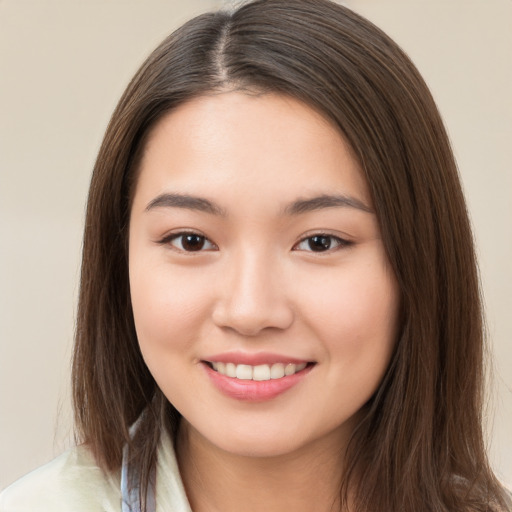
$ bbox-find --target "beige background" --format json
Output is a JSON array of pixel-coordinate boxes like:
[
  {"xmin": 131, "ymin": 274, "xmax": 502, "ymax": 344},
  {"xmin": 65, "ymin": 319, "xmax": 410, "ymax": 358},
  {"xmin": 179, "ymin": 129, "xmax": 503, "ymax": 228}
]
[{"xmin": 1, "ymin": 0, "xmax": 511, "ymax": 491}]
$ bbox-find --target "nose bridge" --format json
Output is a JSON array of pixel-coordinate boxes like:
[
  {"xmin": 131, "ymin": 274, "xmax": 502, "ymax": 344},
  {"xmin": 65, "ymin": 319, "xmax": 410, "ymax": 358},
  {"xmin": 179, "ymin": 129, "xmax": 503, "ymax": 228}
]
[{"xmin": 212, "ymin": 246, "xmax": 293, "ymax": 335}]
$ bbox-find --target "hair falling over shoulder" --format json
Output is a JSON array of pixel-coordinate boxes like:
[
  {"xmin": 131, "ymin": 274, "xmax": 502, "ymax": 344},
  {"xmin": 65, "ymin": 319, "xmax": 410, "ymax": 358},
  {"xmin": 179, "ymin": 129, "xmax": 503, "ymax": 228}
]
[{"xmin": 72, "ymin": 0, "xmax": 511, "ymax": 510}]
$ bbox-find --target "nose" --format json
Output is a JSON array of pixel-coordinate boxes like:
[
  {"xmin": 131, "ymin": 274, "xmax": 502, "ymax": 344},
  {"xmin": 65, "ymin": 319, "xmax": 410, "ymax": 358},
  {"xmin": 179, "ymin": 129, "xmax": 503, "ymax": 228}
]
[{"xmin": 211, "ymin": 251, "xmax": 294, "ymax": 336}]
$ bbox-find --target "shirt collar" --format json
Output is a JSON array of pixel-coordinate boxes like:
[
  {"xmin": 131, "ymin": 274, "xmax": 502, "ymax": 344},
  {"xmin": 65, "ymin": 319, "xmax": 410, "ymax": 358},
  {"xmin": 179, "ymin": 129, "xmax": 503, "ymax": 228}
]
[{"xmin": 155, "ymin": 427, "xmax": 193, "ymax": 512}]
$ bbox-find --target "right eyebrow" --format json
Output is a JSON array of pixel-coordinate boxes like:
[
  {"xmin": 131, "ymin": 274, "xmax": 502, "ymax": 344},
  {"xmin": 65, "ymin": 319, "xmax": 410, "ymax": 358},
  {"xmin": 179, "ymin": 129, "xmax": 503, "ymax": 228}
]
[{"xmin": 145, "ymin": 193, "xmax": 227, "ymax": 216}]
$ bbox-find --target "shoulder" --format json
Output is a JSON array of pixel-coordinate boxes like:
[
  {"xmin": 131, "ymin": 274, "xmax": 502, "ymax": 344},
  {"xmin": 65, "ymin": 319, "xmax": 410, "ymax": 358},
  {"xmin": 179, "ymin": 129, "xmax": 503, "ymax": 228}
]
[{"xmin": 0, "ymin": 445, "xmax": 121, "ymax": 512}]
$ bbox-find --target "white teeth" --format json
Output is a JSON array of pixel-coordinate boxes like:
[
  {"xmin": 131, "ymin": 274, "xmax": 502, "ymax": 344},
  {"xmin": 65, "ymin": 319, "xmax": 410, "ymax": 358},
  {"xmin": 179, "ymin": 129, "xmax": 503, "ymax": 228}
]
[
  {"xmin": 226, "ymin": 362, "xmax": 236, "ymax": 378},
  {"xmin": 210, "ymin": 361, "xmax": 308, "ymax": 381},
  {"xmin": 284, "ymin": 363, "xmax": 296, "ymax": 376},
  {"xmin": 296, "ymin": 362, "xmax": 307, "ymax": 372},
  {"xmin": 253, "ymin": 364, "xmax": 271, "ymax": 381},
  {"xmin": 236, "ymin": 364, "xmax": 253, "ymax": 380},
  {"xmin": 270, "ymin": 363, "xmax": 285, "ymax": 379}
]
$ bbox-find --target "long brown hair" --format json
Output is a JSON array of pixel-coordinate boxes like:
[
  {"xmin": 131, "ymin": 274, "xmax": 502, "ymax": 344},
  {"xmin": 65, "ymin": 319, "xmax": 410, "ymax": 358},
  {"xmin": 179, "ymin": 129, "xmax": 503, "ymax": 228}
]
[{"xmin": 72, "ymin": 0, "xmax": 510, "ymax": 510}]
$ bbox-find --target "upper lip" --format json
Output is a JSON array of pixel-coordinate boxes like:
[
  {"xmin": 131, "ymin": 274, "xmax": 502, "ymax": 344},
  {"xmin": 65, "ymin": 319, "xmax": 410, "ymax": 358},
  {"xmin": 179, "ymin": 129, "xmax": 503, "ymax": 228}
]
[{"xmin": 203, "ymin": 351, "xmax": 313, "ymax": 366}]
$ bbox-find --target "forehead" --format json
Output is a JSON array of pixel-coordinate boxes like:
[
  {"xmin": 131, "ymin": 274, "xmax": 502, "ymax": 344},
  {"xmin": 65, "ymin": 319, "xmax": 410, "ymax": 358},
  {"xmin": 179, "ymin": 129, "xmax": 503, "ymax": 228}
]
[{"xmin": 133, "ymin": 92, "xmax": 371, "ymax": 213}]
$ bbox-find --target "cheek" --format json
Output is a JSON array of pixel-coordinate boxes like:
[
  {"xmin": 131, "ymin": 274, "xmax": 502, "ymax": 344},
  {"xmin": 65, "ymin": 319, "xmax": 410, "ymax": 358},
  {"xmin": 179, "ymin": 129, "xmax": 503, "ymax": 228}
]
[
  {"xmin": 129, "ymin": 255, "xmax": 211, "ymax": 364},
  {"xmin": 299, "ymin": 257, "xmax": 399, "ymax": 376},
  {"xmin": 129, "ymin": 266, "xmax": 213, "ymax": 410}
]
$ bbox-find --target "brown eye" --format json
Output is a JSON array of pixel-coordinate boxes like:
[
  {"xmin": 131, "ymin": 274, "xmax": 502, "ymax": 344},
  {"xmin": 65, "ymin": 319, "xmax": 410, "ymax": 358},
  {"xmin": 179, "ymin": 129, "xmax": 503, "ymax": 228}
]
[
  {"xmin": 294, "ymin": 234, "xmax": 351, "ymax": 253},
  {"xmin": 165, "ymin": 232, "xmax": 216, "ymax": 252},
  {"xmin": 308, "ymin": 235, "xmax": 333, "ymax": 251},
  {"xmin": 181, "ymin": 234, "xmax": 206, "ymax": 251}
]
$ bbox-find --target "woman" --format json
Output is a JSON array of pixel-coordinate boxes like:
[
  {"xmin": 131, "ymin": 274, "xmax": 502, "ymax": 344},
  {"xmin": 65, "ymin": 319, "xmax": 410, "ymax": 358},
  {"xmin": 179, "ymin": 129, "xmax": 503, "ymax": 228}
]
[{"xmin": 1, "ymin": 0, "xmax": 510, "ymax": 510}]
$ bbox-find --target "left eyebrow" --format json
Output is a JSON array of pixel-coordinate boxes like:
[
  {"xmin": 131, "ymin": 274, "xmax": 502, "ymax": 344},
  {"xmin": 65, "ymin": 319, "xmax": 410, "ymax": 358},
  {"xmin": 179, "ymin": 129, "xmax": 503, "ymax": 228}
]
[{"xmin": 282, "ymin": 194, "xmax": 373, "ymax": 215}]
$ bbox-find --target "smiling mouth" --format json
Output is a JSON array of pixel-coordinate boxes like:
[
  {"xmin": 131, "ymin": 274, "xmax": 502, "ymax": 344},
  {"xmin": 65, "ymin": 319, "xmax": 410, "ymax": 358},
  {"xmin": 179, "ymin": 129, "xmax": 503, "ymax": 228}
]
[{"xmin": 204, "ymin": 361, "xmax": 313, "ymax": 381}]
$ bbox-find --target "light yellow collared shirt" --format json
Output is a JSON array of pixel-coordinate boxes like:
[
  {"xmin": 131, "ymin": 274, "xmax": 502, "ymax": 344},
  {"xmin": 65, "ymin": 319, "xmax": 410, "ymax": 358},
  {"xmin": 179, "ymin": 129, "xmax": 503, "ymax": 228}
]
[{"xmin": 0, "ymin": 430, "xmax": 192, "ymax": 512}]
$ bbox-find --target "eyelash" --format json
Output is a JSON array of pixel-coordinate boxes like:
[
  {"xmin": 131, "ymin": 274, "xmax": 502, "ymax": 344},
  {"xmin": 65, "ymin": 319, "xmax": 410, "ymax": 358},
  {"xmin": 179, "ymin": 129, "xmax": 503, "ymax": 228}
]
[
  {"xmin": 293, "ymin": 233, "xmax": 352, "ymax": 253},
  {"xmin": 157, "ymin": 231, "xmax": 352, "ymax": 254},
  {"xmin": 158, "ymin": 231, "xmax": 217, "ymax": 252}
]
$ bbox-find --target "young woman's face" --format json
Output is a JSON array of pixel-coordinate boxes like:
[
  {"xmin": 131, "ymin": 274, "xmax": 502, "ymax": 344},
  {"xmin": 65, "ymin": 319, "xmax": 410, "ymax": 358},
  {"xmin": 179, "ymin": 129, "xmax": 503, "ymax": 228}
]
[{"xmin": 129, "ymin": 92, "xmax": 399, "ymax": 458}]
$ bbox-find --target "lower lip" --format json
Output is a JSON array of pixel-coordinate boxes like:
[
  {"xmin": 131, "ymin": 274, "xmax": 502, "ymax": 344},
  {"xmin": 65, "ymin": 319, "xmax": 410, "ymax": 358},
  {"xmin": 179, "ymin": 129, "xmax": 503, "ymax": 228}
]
[{"xmin": 203, "ymin": 363, "xmax": 314, "ymax": 402}]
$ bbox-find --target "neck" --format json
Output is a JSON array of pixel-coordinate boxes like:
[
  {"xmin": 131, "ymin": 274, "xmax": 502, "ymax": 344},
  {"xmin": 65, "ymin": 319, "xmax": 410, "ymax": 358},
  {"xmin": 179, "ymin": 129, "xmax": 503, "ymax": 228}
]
[{"xmin": 176, "ymin": 421, "xmax": 352, "ymax": 512}]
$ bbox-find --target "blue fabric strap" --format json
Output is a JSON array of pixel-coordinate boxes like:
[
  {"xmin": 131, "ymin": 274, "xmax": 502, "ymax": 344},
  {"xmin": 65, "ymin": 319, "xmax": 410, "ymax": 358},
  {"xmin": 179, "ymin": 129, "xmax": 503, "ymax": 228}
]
[{"xmin": 121, "ymin": 443, "xmax": 156, "ymax": 512}]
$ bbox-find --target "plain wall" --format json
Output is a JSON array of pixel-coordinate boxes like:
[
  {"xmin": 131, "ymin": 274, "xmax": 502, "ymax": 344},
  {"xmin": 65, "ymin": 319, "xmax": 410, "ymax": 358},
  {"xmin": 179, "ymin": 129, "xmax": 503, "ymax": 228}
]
[{"xmin": 1, "ymin": 0, "xmax": 511, "ymax": 490}]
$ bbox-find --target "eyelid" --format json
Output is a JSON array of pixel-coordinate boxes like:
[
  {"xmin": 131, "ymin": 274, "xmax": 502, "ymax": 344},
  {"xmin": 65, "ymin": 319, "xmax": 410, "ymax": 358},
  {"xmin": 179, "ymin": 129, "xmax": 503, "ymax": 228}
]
[
  {"xmin": 292, "ymin": 232, "xmax": 353, "ymax": 252},
  {"xmin": 155, "ymin": 230, "xmax": 352, "ymax": 253},
  {"xmin": 157, "ymin": 230, "xmax": 218, "ymax": 252}
]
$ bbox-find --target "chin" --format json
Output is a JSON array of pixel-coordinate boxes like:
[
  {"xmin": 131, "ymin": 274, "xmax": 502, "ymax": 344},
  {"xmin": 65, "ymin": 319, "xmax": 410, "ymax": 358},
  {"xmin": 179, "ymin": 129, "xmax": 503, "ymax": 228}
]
[
  {"xmin": 188, "ymin": 416, "xmax": 348, "ymax": 460},
  {"xmin": 211, "ymin": 432, "xmax": 307, "ymax": 459}
]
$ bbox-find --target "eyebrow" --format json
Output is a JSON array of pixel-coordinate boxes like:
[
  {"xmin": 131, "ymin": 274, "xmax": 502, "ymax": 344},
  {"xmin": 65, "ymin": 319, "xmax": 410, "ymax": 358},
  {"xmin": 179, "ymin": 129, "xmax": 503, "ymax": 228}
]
[
  {"xmin": 282, "ymin": 194, "xmax": 373, "ymax": 215},
  {"xmin": 145, "ymin": 192, "xmax": 373, "ymax": 216},
  {"xmin": 145, "ymin": 193, "xmax": 227, "ymax": 216}
]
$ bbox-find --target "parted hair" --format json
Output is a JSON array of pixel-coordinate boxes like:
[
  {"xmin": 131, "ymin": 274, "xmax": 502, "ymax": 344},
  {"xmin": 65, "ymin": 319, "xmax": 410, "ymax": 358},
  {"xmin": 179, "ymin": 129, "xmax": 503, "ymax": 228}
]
[{"xmin": 72, "ymin": 0, "xmax": 510, "ymax": 510}]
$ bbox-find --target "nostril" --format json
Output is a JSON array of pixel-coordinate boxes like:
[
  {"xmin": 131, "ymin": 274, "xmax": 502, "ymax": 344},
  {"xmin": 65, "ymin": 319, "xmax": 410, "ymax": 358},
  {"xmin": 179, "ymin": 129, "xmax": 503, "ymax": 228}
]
[{"xmin": 211, "ymin": 301, "xmax": 294, "ymax": 336}]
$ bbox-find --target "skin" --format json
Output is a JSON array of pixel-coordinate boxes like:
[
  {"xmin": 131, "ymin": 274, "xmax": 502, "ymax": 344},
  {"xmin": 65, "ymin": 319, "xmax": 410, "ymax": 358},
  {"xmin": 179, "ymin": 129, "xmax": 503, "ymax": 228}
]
[{"xmin": 129, "ymin": 92, "xmax": 400, "ymax": 512}]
